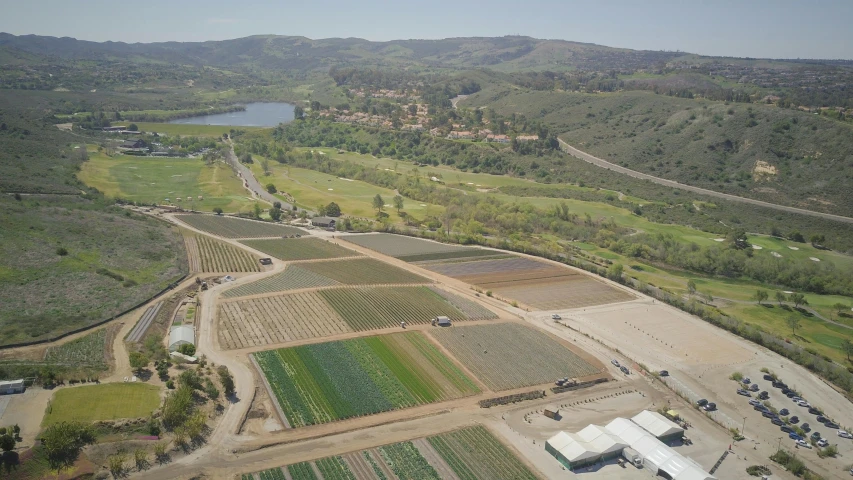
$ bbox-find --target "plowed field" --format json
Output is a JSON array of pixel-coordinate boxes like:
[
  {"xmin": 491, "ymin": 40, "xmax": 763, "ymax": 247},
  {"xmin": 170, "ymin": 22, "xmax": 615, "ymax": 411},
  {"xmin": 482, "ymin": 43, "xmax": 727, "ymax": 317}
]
[
  {"xmin": 176, "ymin": 214, "xmax": 304, "ymax": 238},
  {"xmin": 240, "ymin": 237, "xmax": 359, "ymax": 261}
]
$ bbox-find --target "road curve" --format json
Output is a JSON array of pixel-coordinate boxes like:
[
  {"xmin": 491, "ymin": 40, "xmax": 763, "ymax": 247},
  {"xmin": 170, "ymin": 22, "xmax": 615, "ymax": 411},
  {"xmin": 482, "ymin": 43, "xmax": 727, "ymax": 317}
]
[{"xmin": 557, "ymin": 139, "xmax": 853, "ymax": 225}]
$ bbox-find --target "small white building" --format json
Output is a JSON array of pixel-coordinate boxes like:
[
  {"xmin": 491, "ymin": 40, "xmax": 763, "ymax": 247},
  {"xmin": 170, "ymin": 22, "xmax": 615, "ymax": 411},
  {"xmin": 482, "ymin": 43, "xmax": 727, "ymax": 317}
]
[
  {"xmin": 169, "ymin": 325, "xmax": 195, "ymax": 352},
  {"xmin": 436, "ymin": 316, "xmax": 451, "ymax": 326},
  {"xmin": 631, "ymin": 410, "xmax": 684, "ymax": 442},
  {"xmin": 0, "ymin": 379, "xmax": 24, "ymax": 394}
]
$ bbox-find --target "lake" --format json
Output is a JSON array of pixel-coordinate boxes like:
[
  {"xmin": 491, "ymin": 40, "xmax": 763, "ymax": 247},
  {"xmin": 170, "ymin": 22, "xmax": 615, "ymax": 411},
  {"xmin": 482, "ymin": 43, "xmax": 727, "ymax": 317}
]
[{"xmin": 168, "ymin": 102, "xmax": 295, "ymax": 127}]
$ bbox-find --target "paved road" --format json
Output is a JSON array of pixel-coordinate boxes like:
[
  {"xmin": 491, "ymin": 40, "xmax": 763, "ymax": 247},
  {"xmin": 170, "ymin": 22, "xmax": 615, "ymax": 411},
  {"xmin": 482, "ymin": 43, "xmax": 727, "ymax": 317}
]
[
  {"xmin": 557, "ymin": 139, "xmax": 853, "ymax": 225},
  {"xmin": 223, "ymin": 141, "xmax": 295, "ymax": 210}
]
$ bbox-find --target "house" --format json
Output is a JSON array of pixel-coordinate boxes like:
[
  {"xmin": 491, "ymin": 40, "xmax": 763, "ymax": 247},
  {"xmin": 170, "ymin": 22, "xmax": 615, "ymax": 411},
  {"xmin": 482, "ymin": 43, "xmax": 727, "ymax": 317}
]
[
  {"xmin": 311, "ymin": 216, "xmax": 337, "ymax": 229},
  {"xmin": 515, "ymin": 135, "xmax": 540, "ymax": 142},
  {"xmin": 447, "ymin": 131, "xmax": 476, "ymax": 140},
  {"xmin": 119, "ymin": 139, "xmax": 145, "ymax": 149},
  {"xmin": 0, "ymin": 379, "xmax": 24, "ymax": 394},
  {"xmin": 486, "ymin": 134, "xmax": 510, "ymax": 143},
  {"xmin": 168, "ymin": 325, "xmax": 195, "ymax": 352}
]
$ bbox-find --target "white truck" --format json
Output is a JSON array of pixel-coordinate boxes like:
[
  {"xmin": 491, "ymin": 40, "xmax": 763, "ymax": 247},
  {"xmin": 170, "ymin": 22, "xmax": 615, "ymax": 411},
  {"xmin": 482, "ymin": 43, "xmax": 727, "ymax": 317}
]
[{"xmin": 622, "ymin": 447, "xmax": 642, "ymax": 467}]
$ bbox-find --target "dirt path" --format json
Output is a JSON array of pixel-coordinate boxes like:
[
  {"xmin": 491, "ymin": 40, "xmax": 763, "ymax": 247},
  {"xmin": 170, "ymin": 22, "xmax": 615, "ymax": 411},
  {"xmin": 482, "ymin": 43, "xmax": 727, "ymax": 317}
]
[{"xmin": 558, "ymin": 139, "xmax": 853, "ymax": 224}]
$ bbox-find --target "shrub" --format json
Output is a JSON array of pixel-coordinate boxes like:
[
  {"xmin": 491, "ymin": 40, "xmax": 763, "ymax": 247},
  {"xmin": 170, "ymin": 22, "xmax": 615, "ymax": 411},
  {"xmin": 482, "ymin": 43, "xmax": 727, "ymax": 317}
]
[
  {"xmin": 56, "ymin": 247, "xmax": 68, "ymax": 256},
  {"xmin": 746, "ymin": 465, "xmax": 770, "ymax": 476},
  {"xmin": 177, "ymin": 343, "xmax": 196, "ymax": 357},
  {"xmin": 730, "ymin": 372, "xmax": 743, "ymax": 381}
]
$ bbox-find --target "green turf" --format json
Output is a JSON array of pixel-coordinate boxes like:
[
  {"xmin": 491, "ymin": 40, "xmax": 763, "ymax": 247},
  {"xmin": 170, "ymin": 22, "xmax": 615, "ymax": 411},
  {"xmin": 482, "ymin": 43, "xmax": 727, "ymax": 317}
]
[{"xmin": 43, "ymin": 383, "xmax": 161, "ymax": 426}]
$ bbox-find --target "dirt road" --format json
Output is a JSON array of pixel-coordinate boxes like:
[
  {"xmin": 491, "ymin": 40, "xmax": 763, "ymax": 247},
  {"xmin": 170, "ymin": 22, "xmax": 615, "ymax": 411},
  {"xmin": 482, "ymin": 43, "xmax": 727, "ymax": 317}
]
[{"xmin": 558, "ymin": 139, "xmax": 853, "ymax": 225}]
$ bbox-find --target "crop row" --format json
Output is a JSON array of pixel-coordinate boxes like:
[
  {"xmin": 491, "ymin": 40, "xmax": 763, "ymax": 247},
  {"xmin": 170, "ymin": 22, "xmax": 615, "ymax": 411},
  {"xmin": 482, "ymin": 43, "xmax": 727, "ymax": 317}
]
[
  {"xmin": 256, "ymin": 467, "xmax": 286, "ymax": 480},
  {"xmin": 343, "ymin": 233, "xmax": 468, "ymax": 257},
  {"xmin": 222, "ymin": 266, "xmax": 340, "ymax": 298},
  {"xmin": 241, "ymin": 237, "xmax": 359, "ymax": 261},
  {"xmin": 252, "ymin": 332, "xmax": 477, "ymax": 427},
  {"xmin": 399, "ymin": 248, "xmax": 505, "ymax": 263},
  {"xmin": 176, "ymin": 214, "xmax": 303, "ymax": 238},
  {"xmin": 427, "ymin": 287, "xmax": 498, "ymax": 320},
  {"xmin": 196, "ymin": 235, "xmax": 259, "ymax": 272},
  {"xmin": 44, "ymin": 328, "xmax": 108, "ymax": 367},
  {"xmin": 425, "ymin": 256, "xmax": 552, "ymax": 278},
  {"xmin": 428, "ymin": 426, "xmax": 538, "ymax": 480},
  {"xmin": 300, "ymin": 258, "xmax": 430, "ymax": 285},
  {"xmin": 241, "ymin": 426, "xmax": 535, "ymax": 480},
  {"xmin": 320, "ymin": 286, "xmax": 467, "ymax": 331},
  {"xmin": 431, "ymin": 323, "xmax": 600, "ymax": 391}
]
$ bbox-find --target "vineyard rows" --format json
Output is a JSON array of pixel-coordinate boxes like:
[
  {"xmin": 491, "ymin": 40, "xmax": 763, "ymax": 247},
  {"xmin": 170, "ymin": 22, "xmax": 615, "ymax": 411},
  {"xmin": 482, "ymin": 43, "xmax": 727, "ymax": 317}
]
[
  {"xmin": 241, "ymin": 426, "xmax": 536, "ymax": 480},
  {"xmin": 175, "ymin": 214, "xmax": 304, "ymax": 238},
  {"xmin": 251, "ymin": 332, "xmax": 478, "ymax": 427},
  {"xmin": 425, "ymin": 257, "xmax": 551, "ymax": 278},
  {"xmin": 399, "ymin": 249, "xmax": 504, "ymax": 263},
  {"xmin": 44, "ymin": 328, "xmax": 109, "ymax": 367},
  {"xmin": 222, "ymin": 266, "xmax": 340, "ymax": 298},
  {"xmin": 300, "ymin": 258, "xmax": 429, "ymax": 285},
  {"xmin": 218, "ymin": 292, "xmax": 352, "ymax": 349},
  {"xmin": 184, "ymin": 236, "xmax": 201, "ymax": 272},
  {"xmin": 241, "ymin": 238, "xmax": 359, "ymax": 261},
  {"xmin": 430, "ymin": 323, "xmax": 600, "ymax": 391},
  {"xmin": 320, "ymin": 287, "xmax": 467, "ymax": 331},
  {"xmin": 427, "ymin": 287, "xmax": 498, "ymax": 320},
  {"xmin": 195, "ymin": 235, "xmax": 259, "ymax": 272},
  {"xmin": 343, "ymin": 233, "xmax": 469, "ymax": 258}
]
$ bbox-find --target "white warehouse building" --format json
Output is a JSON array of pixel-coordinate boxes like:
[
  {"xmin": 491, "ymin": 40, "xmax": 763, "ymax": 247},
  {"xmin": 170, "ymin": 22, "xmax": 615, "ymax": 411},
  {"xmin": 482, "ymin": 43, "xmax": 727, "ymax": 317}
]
[{"xmin": 546, "ymin": 410, "xmax": 715, "ymax": 479}]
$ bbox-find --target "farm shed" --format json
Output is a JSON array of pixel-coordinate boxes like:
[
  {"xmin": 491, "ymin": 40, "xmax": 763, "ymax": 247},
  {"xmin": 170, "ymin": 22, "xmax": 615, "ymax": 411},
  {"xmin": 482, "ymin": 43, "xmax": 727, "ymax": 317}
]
[
  {"xmin": 436, "ymin": 316, "xmax": 451, "ymax": 326},
  {"xmin": 311, "ymin": 216, "xmax": 337, "ymax": 229},
  {"xmin": 168, "ymin": 325, "xmax": 195, "ymax": 352},
  {"xmin": 631, "ymin": 410, "xmax": 685, "ymax": 442},
  {"xmin": 545, "ymin": 426, "xmax": 626, "ymax": 470},
  {"xmin": 0, "ymin": 379, "xmax": 24, "ymax": 394}
]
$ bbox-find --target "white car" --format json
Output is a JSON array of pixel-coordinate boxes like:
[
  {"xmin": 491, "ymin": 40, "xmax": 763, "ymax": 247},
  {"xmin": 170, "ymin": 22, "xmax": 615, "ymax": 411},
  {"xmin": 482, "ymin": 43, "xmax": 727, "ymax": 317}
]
[
  {"xmin": 817, "ymin": 439, "xmax": 829, "ymax": 447},
  {"xmin": 838, "ymin": 430, "xmax": 852, "ymax": 439},
  {"xmin": 551, "ymin": 314, "xmax": 562, "ymax": 320},
  {"xmin": 796, "ymin": 439, "xmax": 812, "ymax": 449}
]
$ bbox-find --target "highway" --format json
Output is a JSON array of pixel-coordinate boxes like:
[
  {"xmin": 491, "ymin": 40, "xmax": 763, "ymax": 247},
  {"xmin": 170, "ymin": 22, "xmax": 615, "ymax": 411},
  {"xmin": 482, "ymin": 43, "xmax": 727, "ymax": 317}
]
[{"xmin": 558, "ymin": 139, "xmax": 853, "ymax": 225}]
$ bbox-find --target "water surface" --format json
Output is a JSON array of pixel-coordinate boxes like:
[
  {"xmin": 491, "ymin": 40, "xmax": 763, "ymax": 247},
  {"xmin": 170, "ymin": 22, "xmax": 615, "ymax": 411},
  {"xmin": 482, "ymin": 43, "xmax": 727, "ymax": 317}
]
[{"xmin": 169, "ymin": 102, "xmax": 295, "ymax": 127}]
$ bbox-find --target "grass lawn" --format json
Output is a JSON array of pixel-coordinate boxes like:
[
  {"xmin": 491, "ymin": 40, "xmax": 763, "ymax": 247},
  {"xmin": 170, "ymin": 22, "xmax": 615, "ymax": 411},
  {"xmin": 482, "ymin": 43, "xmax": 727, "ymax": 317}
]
[
  {"xmin": 249, "ymin": 158, "xmax": 444, "ymax": 221},
  {"xmin": 78, "ymin": 148, "xmax": 256, "ymax": 213},
  {"xmin": 133, "ymin": 122, "xmax": 268, "ymax": 137},
  {"xmin": 43, "ymin": 383, "xmax": 161, "ymax": 426}
]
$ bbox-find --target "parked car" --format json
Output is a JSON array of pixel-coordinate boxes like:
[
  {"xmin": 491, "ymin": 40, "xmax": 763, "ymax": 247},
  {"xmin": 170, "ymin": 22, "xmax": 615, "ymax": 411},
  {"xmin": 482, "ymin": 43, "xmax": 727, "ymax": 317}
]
[
  {"xmin": 780, "ymin": 409, "xmax": 790, "ymax": 416},
  {"xmin": 737, "ymin": 389, "xmax": 751, "ymax": 397},
  {"xmin": 791, "ymin": 396, "xmax": 803, "ymax": 403},
  {"xmin": 742, "ymin": 377, "xmax": 751, "ymax": 384},
  {"xmin": 772, "ymin": 381, "xmax": 784, "ymax": 388},
  {"xmin": 749, "ymin": 399, "xmax": 762, "ymax": 407},
  {"xmin": 772, "ymin": 418, "xmax": 785, "ymax": 426},
  {"xmin": 697, "ymin": 399, "xmax": 708, "ymax": 407},
  {"xmin": 551, "ymin": 314, "xmax": 562, "ymax": 320},
  {"xmin": 802, "ymin": 423, "xmax": 810, "ymax": 431},
  {"xmin": 817, "ymin": 439, "xmax": 829, "ymax": 447},
  {"xmin": 703, "ymin": 403, "xmax": 717, "ymax": 412},
  {"xmin": 763, "ymin": 374, "xmax": 774, "ymax": 381},
  {"xmin": 781, "ymin": 426, "xmax": 794, "ymax": 433},
  {"xmin": 789, "ymin": 432, "xmax": 802, "ymax": 440},
  {"xmin": 659, "ymin": 370, "xmax": 669, "ymax": 377},
  {"xmin": 808, "ymin": 407, "xmax": 822, "ymax": 415},
  {"xmin": 749, "ymin": 384, "xmax": 759, "ymax": 392},
  {"xmin": 817, "ymin": 416, "xmax": 827, "ymax": 423},
  {"xmin": 796, "ymin": 400, "xmax": 810, "ymax": 407},
  {"xmin": 785, "ymin": 391, "xmax": 797, "ymax": 398},
  {"xmin": 837, "ymin": 430, "xmax": 852, "ymax": 439},
  {"xmin": 620, "ymin": 366, "xmax": 630, "ymax": 375},
  {"xmin": 763, "ymin": 411, "xmax": 777, "ymax": 419},
  {"xmin": 755, "ymin": 405, "xmax": 768, "ymax": 412},
  {"xmin": 811, "ymin": 432, "xmax": 822, "ymax": 440},
  {"xmin": 797, "ymin": 439, "xmax": 813, "ymax": 449},
  {"xmin": 611, "ymin": 359, "xmax": 620, "ymax": 367},
  {"xmin": 759, "ymin": 391, "xmax": 769, "ymax": 400},
  {"xmin": 825, "ymin": 422, "xmax": 840, "ymax": 429},
  {"xmin": 790, "ymin": 416, "xmax": 799, "ymax": 424}
]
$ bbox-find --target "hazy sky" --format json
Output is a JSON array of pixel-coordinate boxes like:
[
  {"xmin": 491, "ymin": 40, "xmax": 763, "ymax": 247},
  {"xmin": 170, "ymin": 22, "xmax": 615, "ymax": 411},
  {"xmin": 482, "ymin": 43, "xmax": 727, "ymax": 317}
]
[{"xmin": 2, "ymin": 0, "xmax": 852, "ymax": 59}]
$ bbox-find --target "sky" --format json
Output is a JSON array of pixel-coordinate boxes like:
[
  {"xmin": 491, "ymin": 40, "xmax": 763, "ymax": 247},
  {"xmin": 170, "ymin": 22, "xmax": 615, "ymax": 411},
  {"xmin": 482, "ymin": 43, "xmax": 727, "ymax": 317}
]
[{"xmin": 2, "ymin": 0, "xmax": 852, "ymax": 59}]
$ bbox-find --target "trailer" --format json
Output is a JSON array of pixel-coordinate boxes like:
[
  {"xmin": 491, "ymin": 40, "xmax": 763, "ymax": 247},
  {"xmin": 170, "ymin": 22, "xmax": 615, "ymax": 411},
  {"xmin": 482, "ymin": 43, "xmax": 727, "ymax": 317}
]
[{"xmin": 622, "ymin": 447, "xmax": 642, "ymax": 468}]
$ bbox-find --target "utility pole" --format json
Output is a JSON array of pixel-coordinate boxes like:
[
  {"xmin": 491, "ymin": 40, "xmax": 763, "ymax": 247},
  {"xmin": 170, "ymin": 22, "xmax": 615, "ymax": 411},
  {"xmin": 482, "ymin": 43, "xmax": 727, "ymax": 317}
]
[{"xmin": 742, "ymin": 416, "xmax": 747, "ymax": 437}]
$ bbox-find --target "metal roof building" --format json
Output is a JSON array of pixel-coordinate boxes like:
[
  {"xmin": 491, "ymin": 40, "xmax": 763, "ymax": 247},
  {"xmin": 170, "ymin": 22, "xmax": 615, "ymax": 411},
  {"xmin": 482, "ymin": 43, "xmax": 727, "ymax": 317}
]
[
  {"xmin": 168, "ymin": 325, "xmax": 195, "ymax": 352},
  {"xmin": 0, "ymin": 379, "xmax": 24, "ymax": 394},
  {"xmin": 631, "ymin": 410, "xmax": 685, "ymax": 442}
]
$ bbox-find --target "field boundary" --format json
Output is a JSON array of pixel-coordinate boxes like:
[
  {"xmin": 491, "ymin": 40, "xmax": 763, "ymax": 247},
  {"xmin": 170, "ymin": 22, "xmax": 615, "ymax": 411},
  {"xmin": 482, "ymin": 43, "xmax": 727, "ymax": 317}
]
[{"xmin": 249, "ymin": 353, "xmax": 290, "ymax": 429}]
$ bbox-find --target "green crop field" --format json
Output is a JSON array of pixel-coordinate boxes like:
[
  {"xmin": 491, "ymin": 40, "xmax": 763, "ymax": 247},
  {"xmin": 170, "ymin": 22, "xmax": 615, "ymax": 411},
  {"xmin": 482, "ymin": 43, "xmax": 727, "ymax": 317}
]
[
  {"xmin": 175, "ymin": 214, "xmax": 305, "ymax": 238},
  {"xmin": 247, "ymin": 160, "xmax": 444, "ymax": 221},
  {"xmin": 78, "ymin": 150, "xmax": 255, "ymax": 212},
  {"xmin": 431, "ymin": 323, "xmax": 601, "ymax": 391},
  {"xmin": 240, "ymin": 425, "xmax": 538, "ymax": 480},
  {"xmin": 319, "ymin": 286, "xmax": 469, "ymax": 330},
  {"xmin": 240, "ymin": 237, "xmax": 359, "ymax": 261},
  {"xmin": 188, "ymin": 234, "xmax": 260, "ymax": 272},
  {"xmin": 43, "ymin": 328, "xmax": 110, "ymax": 368},
  {"xmin": 42, "ymin": 383, "xmax": 161, "ymax": 426},
  {"xmin": 252, "ymin": 332, "xmax": 479, "ymax": 427}
]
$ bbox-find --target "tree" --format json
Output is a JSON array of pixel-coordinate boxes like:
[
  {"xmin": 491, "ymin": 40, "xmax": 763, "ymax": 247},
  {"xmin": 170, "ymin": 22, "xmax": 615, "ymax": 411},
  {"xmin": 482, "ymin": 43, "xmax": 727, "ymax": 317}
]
[
  {"xmin": 727, "ymin": 229, "xmax": 750, "ymax": 249},
  {"xmin": 393, "ymin": 195, "xmax": 404, "ymax": 214},
  {"xmin": 253, "ymin": 203, "xmax": 262, "ymax": 219},
  {"xmin": 789, "ymin": 231, "xmax": 805, "ymax": 243},
  {"xmin": 0, "ymin": 434, "xmax": 15, "ymax": 452},
  {"xmin": 841, "ymin": 338, "xmax": 853, "ymax": 362},
  {"xmin": 213, "ymin": 207, "xmax": 223, "ymax": 215},
  {"xmin": 833, "ymin": 302, "xmax": 849, "ymax": 319},
  {"xmin": 293, "ymin": 106, "xmax": 304, "ymax": 120},
  {"xmin": 687, "ymin": 279, "xmax": 697, "ymax": 295},
  {"xmin": 129, "ymin": 351, "xmax": 149, "ymax": 374},
  {"xmin": 789, "ymin": 292, "xmax": 807, "ymax": 308},
  {"xmin": 269, "ymin": 207, "xmax": 282, "ymax": 221},
  {"xmin": 372, "ymin": 194, "xmax": 385, "ymax": 214},
  {"xmin": 127, "ymin": 123, "xmax": 138, "ymax": 132},
  {"xmin": 317, "ymin": 204, "xmax": 327, "ymax": 216},
  {"xmin": 753, "ymin": 289, "xmax": 768, "ymax": 305},
  {"xmin": 217, "ymin": 365, "xmax": 235, "ymax": 396},
  {"xmin": 786, "ymin": 315, "xmax": 801, "ymax": 336},
  {"xmin": 325, "ymin": 202, "xmax": 341, "ymax": 217},
  {"xmin": 775, "ymin": 291, "xmax": 786, "ymax": 306},
  {"xmin": 177, "ymin": 343, "xmax": 196, "ymax": 357},
  {"xmin": 260, "ymin": 159, "xmax": 271, "ymax": 176},
  {"xmin": 40, "ymin": 422, "xmax": 96, "ymax": 470},
  {"xmin": 607, "ymin": 263, "xmax": 624, "ymax": 282},
  {"xmin": 265, "ymin": 183, "xmax": 276, "ymax": 194},
  {"xmin": 703, "ymin": 292, "xmax": 714, "ymax": 304},
  {"xmin": 810, "ymin": 234, "xmax": 825, "ymax": 247}
]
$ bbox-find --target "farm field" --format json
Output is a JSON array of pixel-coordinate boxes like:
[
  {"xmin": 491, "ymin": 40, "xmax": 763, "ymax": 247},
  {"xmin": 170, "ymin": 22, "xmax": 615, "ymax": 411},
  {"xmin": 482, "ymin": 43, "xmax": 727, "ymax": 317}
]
[
  {"xmin": 42, "ymin": 383, "xmax": 161, "ymax": 426},
  {"xmin": 430, "ymin": 323, "xmax": 602, "ymax": 390},
  {"xmin": 43, "ymin": 327, "xmax": 112, "ymax": 369},
  {"xmin": 240, "ymin": 425, "xmax": 538, "ymax": 480},
  {"xmin": 427, "ymin": 287, "xmax": 499, "ymax": 320},
  {"xmin": 186, "ymin": 234, "xmax": 260, "ymax": 272},
  {"xmin": 77, "ymin": 150, "xmax": 255, "ymax": 212},
  {"xmin": 425, "ymin": 256, "xmax": 634, "ymax": 310},
  {"xmin": 240, "ymin": 237, "xmax": 359, "ymax": 261},
  {"xmin": 252, "ymin": 332, "xmax": 479, "ymax": 427},
  {"xmin": 175, "ymin": 214, "xmax": 305, "ymax": 238},
  {"xmin": 343, "ymin": 233, "xmax": 475, "ymax": 258},
  {"xmin": 218, "ymin": 286, "xmax": 474, "ymax": 349},
  {"xmin": 222, "ymin": 258, "xmax": 429, "ymax": 298}
]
